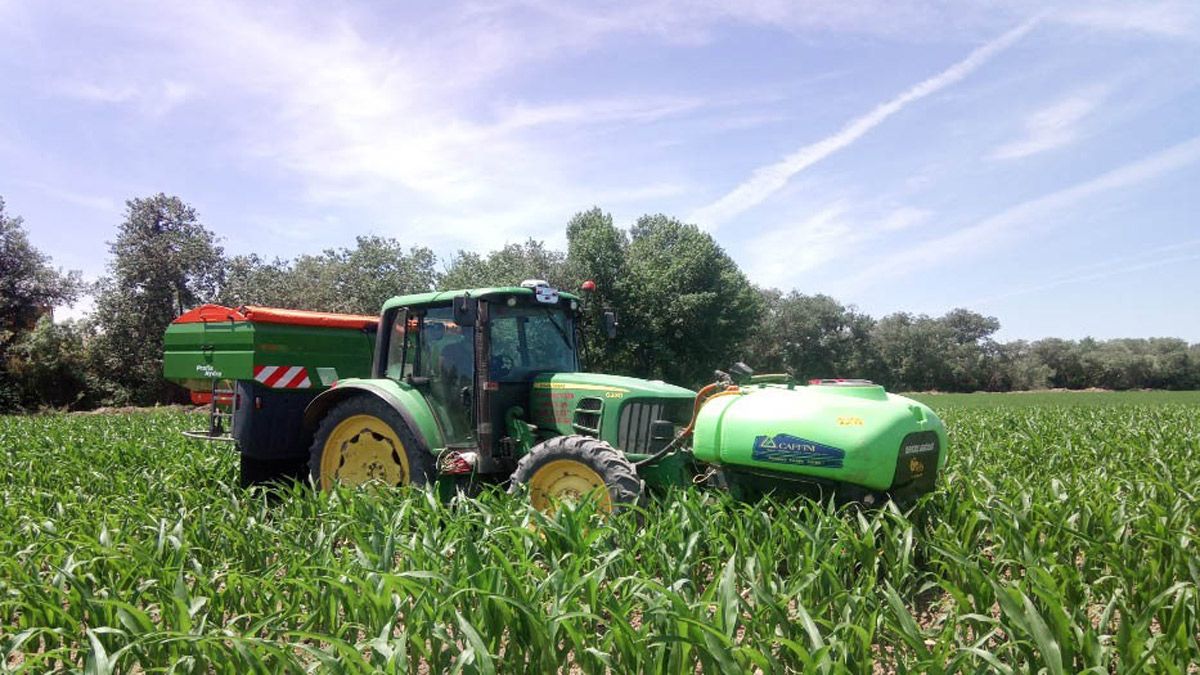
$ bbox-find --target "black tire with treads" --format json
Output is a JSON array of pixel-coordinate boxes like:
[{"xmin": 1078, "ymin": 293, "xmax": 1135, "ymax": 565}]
[{"xmin": 509, "ymin": 435, "xmax": 643, "ymax": 510}]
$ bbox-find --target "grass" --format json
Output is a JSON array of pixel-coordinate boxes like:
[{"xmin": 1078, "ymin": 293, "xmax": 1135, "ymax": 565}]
[{"xmin": 1, "ymin": 391, "xmax": 1198, "ymax": 672}]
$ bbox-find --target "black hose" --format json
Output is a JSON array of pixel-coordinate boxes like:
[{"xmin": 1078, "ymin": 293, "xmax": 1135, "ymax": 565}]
[{"xmin": 633, "ymin": 431, "xmax": 689, "ymax": 468}]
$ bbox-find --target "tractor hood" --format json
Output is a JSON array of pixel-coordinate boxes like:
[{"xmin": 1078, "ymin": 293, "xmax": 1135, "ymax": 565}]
[
  {"xmin": 528, "ymin": 372, "xmax": 694, "ymax": 442},
  {"xmin": 691, "ymin": 382, "xmax": 947, "ymax": 492},
  {"xmin": 531, "ymin": 372, "xmax": 695, "ymax": 399}
]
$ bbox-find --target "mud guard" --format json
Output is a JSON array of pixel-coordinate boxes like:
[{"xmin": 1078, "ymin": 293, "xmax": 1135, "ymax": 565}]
[{"xmin": 303, "ymin": 383, "xmax": 435, "ymax": 458}]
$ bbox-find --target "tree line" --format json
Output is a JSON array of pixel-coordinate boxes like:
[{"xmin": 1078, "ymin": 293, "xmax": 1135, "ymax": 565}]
[{"xmin": 2, "ymin": 193, "xmax": 1197, "ymax": 411}]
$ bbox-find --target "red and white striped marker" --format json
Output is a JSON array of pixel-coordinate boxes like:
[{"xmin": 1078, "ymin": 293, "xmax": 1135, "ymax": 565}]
[{"xmin": 253, "ymin": 365, "xmax": 312, "ymax": 389}]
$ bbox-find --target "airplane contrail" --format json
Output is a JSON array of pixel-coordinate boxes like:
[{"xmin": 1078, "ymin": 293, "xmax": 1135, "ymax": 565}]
[{"xmin": 690, "ymin": 15, "xmax": 1043, "ymax": 229}]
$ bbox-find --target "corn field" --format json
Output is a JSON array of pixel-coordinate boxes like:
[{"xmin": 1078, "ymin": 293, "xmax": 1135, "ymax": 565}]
[{"xmin": 2, "ymin": 393, "xmax": 1198, "ymax": 672}]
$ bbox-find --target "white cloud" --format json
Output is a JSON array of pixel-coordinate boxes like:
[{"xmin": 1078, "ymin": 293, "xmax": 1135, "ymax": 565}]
[
  {"xmin": 841, "ymin": 135, "xmax": 1200, "ymax": 292},
  {"xmin": 744, "ymin": 202, "xmax": 932, "ymax": 289},
  {"xmin": 23, "ymin": 181, "xmax": 117, "ymax": 213},
  {"xmin": 71, "ymin": 2, "xmax": 719, "ymax": 252},
  {"xmin": 1059, "ymin": 2, "xmax": 1200, "ymax": 39},
  {"xmin": 748, "ymin": 204, "xmax": 855, "ymax": 288},
  {"xmin": 991, "ymin": 85, "xmax": 1110, "ymax": 160},
  {"xmin": 52, "ymin": 79, "xmax": 195, "ymax": 116},
  {"xmin": 53, "ymin": 81, "xmax": 139, "ymax": 104},
  {"xmin": 688, "ymin": 15, "xmax": 1041, "ymax": 230},
  {"xmin": 878, "ymin": 206, "xmax": 931, "ymax": 232},
  {"xmin": 965, "ymin": 238, "xmax": 1200, "ymax": 306},
  {"xmin": 54, "ymin": 292, "xmax": 95, "ymax": 323},
  {"xmin": 14, "ymin": 0, "xmax": 1194, "ymax": 263}
]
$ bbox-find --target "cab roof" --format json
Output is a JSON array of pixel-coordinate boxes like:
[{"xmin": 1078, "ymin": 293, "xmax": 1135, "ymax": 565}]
[{"xmin": 382, "ymin": 286, "xmax": 580, "ymax": 312}]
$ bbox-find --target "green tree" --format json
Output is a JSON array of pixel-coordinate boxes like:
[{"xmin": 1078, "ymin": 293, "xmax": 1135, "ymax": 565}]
[
  {"xmin": 991, "ymin": 340, "xmax": 1052, "ymax": 391},
  {"xmin": 939, "ymin": 308, "xmax": 1001, "ymax": 391},
  {"xmin": 6, "ymin": 317, "xmax": 108, "ymax": 410},
  {"xmin": 0, "ymin": 198, "xmax": 81, "ymax": 354},
  {"xmin": 566, "ymin": 208, "xmax": 630, "ymax": 370},
  {"xmin": 219, "ymin": 237, "xmax": 438, "ymax": 315},
  {"xmin": 617, "ymin": 214, "xmax": 763, "ymax": 387},
  {"xmin": 217, "ymin": 254, "xmax": 294, "ymax": 308},
  {"xmin": 442, "ymin": 239, "xmax": 569, "ymax": 291},
  {"xmin": 91, "ymin": 194, "xmax": 224, "ymax": 404},
  {"xmin": 745, "ymin": 290, "xmax": 878, "ymax": 380},
  {"xmin": 0, "ymin": 198, "xmax": 82, "ymax": 410}
]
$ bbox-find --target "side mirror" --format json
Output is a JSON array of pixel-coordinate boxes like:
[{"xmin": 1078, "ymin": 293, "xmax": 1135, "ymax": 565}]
[
  {"xmin": 602, "ymin": 310, "xmax": 618, "ymax": 339},
  {"xmin": 452, "ymin": 296, "xmax": 477, "ymax": 327}
]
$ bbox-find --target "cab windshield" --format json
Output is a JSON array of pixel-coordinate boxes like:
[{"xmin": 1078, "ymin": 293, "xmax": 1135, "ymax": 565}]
[{"xmin": 488, "ymin": 304, "xmax": 577, "ymax": 382}]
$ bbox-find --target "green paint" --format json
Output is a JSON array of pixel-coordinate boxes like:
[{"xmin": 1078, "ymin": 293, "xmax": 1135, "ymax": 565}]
[
  {"xmin": 505, "ymin": 406, "xmax": 536, "ymax": 456},
  {"xmin": 527, "ymin": 371, "xmax": 694, "ymax": 440},
  {"xmin": 162, "ymin": 320, "xmax": 374, "ymax": 390},
  {"xmin": 692, "ymin": 383, "xmax": 947, "ymax": 491},
  {"xmin": 632, "ymin": 450, "xmax": 696, "ymax": 490}
]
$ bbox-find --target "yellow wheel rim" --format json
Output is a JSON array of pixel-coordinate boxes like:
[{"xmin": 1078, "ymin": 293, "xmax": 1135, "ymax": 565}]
[
  {"xmin": 319, "ymin": 414, "xmax": 409, "ymax": 490},
  {"xmin": 527, "ymin": 459, "xmax": 611, "ymax": 513}
]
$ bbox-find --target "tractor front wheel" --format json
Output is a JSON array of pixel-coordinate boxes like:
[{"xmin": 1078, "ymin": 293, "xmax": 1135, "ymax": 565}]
[
  {"xmin": 309, "ymin": 396, "xmax": 434, "ymax": 490},
  {"xmin": 509, "ymin": 435, "xmax": 643, "ymax": 513}
]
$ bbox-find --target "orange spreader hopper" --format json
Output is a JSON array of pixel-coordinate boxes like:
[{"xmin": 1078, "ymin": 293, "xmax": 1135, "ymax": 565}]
[{"xmin": 173, "ymin": 304, "xmax": 379, "ymax": 331}]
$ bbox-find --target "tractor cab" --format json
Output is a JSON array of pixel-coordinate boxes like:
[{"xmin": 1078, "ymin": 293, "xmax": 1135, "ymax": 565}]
[{"xmin": 373, "ymin": 281, "xmax": 582, "ymax": 473}]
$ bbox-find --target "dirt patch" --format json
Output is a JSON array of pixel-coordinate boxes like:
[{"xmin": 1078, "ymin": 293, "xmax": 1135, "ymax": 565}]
[{"xmin": 69, "ymin": 404, "xmax": 203, "ymax": 415}]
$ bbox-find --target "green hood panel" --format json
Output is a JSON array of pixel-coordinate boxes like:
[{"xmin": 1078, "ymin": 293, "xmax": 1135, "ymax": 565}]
[
  {"xmin": 692, "ymin": 384, "xmax": 947, "ymax": 491},
  {"xmin": 533, "ymin": 372, "xmax": 695, "ymax": 398},
  {"xmin": 529, "ymin": 372, "xmax": 695, "ymax": 438}
]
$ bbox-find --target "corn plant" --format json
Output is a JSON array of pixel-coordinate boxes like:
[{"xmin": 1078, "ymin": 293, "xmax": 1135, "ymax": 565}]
[{"xmin": 1, "ymin": 392, "xmax": 1198, "ymax": 672}]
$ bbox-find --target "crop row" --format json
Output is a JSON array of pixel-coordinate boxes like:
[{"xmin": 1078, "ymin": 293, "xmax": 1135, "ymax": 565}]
[{"xmin": 1, "ymin": 399, "xmax": 1197, "ymax": 672}]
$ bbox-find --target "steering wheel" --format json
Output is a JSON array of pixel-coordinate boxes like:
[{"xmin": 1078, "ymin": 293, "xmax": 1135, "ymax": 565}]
[{"xmin": 490, "ymin": 353, "xmax": 516, "ymax": 378}]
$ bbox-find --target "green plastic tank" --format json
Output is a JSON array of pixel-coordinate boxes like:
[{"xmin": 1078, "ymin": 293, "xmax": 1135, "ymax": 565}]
[{"xmin": 691, "ymin": 381, "xmax": 947, "ymax": 492}]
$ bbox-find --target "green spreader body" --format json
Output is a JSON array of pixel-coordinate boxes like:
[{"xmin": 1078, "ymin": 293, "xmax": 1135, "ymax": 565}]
[
  {"xmin": 163, "ymin": 305, "xmax": 376, "ymax": 393},
  {"xmin": 163, "ymin": 286, "xmax": 947, "ymax": 502}
]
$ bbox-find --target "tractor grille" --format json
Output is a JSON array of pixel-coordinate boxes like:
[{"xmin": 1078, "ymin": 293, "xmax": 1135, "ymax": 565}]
[
  {"xmin": 617, "ymin": 399, "xmax": 689, "ymax": 454},
  {"xmin": 617, "ymin": 402, "xmax": 662, "ymax": 454}
]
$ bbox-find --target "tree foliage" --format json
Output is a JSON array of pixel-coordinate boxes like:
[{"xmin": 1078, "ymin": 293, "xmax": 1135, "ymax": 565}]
[
  {"xmin": 0, "ymin": 198, "xmax": 81, "ymax": 353},
  {"xmin": 746, "ymin": 290, "xmax": 878, "ymax": 380},
  {"xmin": 5, "ymin": 318, "xmax": 108, "ymax": 410},
  {"xmin": 442, "ymin": 239, "xmax": 569, "ymax": 291},
  {"xmin": 0, "ymin": 199, "xmax": 82, "ymax": 411},
  {"xmin": 566, "ymin": 208, "xmax": 629, "ymax": 371},
  {"xmin": 91, "ymin": 194, "xmax": 224, "ymax": 404},
  {"xmin": 614, "ymin": 214, "xmax": 763, "ymax": 386},
  {"xmin": 219, "ymin": 237, "xmax": 438, "ymax": 314},
  {"xmin": 4, "ymin": 191, "xmax": 1198, "ymax": 410}
]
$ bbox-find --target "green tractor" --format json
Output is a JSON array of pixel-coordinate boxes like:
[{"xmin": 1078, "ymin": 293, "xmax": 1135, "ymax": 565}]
[{"xmin": 163, "ymin": 281, "xmax": 946, "ymax": 509}]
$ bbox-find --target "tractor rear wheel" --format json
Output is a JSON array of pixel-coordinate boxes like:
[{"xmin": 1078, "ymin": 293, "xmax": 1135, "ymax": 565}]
[
  {"xmin": 309, "ymin": 396, "xmax": 434, "ymax": 490},
  {"xmin": 509, "ymin": 435, "xmax": 643, "ymax": 513}
]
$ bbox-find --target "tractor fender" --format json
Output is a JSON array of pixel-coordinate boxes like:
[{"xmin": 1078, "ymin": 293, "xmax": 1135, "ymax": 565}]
[{"xmin": 303, "ymin": 379, "xmax": 444, "ymax": 456}]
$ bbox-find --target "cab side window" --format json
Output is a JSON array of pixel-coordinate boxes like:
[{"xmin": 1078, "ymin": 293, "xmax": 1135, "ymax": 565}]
[{"xmin": 385, "ymin": 311, "xmax": 411, "ymax": 380}]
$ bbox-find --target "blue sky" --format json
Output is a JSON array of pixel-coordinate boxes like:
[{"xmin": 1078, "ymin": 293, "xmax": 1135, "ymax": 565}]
[{"xmin": 2, "ymin": 1, "xmax": 1198, "ymax": 341}]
